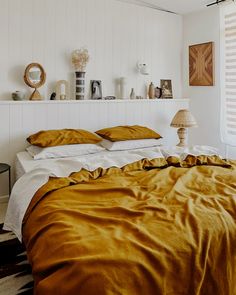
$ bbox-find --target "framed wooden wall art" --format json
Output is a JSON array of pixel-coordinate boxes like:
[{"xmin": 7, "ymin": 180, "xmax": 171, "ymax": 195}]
[{"xmin": 189, "ymin": 42, "xmax": 214, "ymax": 86}]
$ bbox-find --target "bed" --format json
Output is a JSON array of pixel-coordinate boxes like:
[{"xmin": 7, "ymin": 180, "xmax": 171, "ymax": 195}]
[{"xmin": 4, "ymin": 143, "xmax": 236, "ymax": 295}]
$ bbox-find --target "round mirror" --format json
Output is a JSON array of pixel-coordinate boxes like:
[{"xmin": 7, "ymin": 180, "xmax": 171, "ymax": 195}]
[{"xmin": 24, "ymin": 63, "xmax": 46, "ymax": 100}]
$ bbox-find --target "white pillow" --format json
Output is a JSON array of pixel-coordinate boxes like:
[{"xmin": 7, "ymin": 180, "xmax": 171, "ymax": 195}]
[
  {"xmin": 161, "ymin": 145, "xmax": 220, "ymax": 160},
  {"xmin": 100, "ymin": 138, "xmax": 162, "ymax": 151},
  {"xmin": 26, "ymin": 144, "xmax": 105, "ymax": 160}
]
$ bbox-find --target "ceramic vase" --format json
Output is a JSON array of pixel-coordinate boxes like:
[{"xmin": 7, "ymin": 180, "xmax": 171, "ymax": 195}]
[
  {"xmin": 120, "ymin": 77, "xmax": 127, "ymax": 99},
  {"xmin": 148, "ymin": 82, "xmax": 155, "ymax": 99},
  {"xmin": 130, "ymin": 88, "xmax": 136, "ymax": 100},
  {"xmin": 12, "ymin": 91, "xmax": 25, "ymax": 101},
  {"xmin": 75, "ymin": 71, "xmax": 85, "ymax": 100}
]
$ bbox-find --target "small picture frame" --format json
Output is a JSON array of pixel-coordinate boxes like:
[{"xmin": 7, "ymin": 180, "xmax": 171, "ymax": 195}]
[
  {"xmin": 90, "ymin": 80, "xmax": 102, "ymax": 99},
  {"xmin": 160, "ymin": 80, "xmax": 173, "ymax": 99}
]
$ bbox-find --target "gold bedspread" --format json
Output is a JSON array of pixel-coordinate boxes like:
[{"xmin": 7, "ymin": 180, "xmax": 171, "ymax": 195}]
[{"xmin": 22, "ymin": 156, "xmax": 236, "ymax": 295}]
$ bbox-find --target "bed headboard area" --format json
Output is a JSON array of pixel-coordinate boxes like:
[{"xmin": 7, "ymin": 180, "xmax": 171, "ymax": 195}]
[{"xmin": 0, "ymin": 99, "xmax": 189, "ymax": 196}]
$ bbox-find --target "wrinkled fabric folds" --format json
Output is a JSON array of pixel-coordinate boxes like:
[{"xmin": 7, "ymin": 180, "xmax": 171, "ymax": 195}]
[{"xmin": 22, "ymin": 156, "xmax": 236, "ymax": 295}]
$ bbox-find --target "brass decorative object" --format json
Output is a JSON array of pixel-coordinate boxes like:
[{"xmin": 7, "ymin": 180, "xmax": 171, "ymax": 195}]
[{"xmin": 24, "ymin": 63, "xmax": 46, "ymax": 100}]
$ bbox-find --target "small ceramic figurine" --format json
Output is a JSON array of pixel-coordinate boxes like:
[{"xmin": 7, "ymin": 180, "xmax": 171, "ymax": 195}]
[
  {"xmin": 50, "ymin": 92, "xmax": 56, "ymax": 100},
  {"xmin": 12, "ymin": 91, "xmax": 25, "ymax": 101},
  {"xmin": 130, "ymin": 88, "xmax": 136, "ymax": 100},
  {"xmin": 154, "ymin": 86, "xmax": 162, "ymax": 98},
  {"xmin": 104, "ymin": 96, "xmax": 116, "ymax": 100}
]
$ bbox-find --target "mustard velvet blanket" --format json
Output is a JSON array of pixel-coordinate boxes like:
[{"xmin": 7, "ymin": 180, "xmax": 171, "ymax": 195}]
[{"xmin": 22, "ymin": 156, "xmax": 236, "ymax": 295}]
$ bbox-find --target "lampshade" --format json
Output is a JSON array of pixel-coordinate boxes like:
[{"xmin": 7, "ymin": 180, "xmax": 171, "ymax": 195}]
[{"xmin": 170, "ymin": 109, "xmax": 197, "ymax": 128}]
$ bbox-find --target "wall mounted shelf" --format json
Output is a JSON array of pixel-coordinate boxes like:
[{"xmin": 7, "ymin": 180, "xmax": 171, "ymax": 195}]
[{"xmin": 0, "ymin": 98, "xmax": 189, "ymax": 105}]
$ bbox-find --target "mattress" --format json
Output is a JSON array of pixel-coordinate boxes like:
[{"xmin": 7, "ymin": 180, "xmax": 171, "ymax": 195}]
[
  {"xmin": 15, "ymin": 144, "xmax": 220, "ymax": 180},
  {"xmin": 16, "ymin": 151, "xmax": 43, "ymax": 179},
  {"xmin": 15, "ymin": 147, "xmax": 165, "ymax": 180},
  {"xmin": 15, "ymin": 151, "xmax": 87, "ymax": 179}
]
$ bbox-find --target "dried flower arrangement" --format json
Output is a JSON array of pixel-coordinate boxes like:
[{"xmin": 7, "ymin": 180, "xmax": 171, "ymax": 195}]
[{"xmin": 71, "ymin": 48, "xmax": 90, "ymax": 72}]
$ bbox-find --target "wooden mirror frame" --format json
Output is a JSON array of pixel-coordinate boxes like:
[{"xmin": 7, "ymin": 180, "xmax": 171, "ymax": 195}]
[{"xmin": 24, "ymin": 63, "xmax": 46, "ymax": 100}]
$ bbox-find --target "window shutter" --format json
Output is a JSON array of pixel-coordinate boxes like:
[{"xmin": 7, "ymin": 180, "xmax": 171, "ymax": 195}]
[{"xmin": 221, "ymin": 4, "xmax": 236, "ymax": 146}]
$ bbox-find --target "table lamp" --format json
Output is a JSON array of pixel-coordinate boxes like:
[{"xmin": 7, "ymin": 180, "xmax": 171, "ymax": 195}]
[{"xmin": 170, "ymin": 109, "xmax": 197, "ymax": 147}]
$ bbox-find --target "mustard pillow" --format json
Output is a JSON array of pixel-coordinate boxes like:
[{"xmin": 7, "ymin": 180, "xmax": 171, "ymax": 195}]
[
  {"xmin": 27, "ymin": 129, "xmax": 102, "ymax": 147},
  {"xmin": 95, "ymin": 125, "xmax": 162, "ymax": 142}
]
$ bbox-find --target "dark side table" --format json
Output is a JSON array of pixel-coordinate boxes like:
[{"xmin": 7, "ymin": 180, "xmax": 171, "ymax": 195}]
[{"xmin": 0, "ymin": 163, "xmax": 11, "ymax": 195}]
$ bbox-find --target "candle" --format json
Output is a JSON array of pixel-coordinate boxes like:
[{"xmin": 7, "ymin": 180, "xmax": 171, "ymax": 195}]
[{"xmin": 61, "ymin": 83, "xmax": 65, "ymax": 95}]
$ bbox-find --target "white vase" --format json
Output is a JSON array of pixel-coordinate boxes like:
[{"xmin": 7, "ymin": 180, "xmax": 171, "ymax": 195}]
[
  {"xmin": 130, "ymin": 88, "xmax": 136, "ymax": 100},
  {"xmin": 120, "ymin": 77, "xmax": 127, "ymax": 99}
]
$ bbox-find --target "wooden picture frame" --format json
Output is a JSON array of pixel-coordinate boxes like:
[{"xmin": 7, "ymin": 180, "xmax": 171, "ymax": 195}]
[
  {"xmin": 189, "ymin": 42, "xmax": 214, "ymax": 86},
  {"xmin": 160, "ymin": 80, "xmax": 173, "ymax": 98}
]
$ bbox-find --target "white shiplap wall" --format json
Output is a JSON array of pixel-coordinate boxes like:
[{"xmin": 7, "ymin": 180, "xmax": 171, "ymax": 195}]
[
  {"xmin": 0, "ymin": 0, "xmax": 183, "ymax": 100},
  {"xmin": 0, "ymin": 99, "xmax": 189, "ymax": 195},
  {"xmin": 0, "ymin": 0, "xmax": 185, "ymax": 195}
]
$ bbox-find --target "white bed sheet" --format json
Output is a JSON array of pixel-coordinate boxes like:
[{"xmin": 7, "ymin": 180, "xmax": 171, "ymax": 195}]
[
  {"xmin": 15, "ymin": 151, "xmax": 37, "ymax": 179},
  {"xmin": 6, "ymin": 145, "xmax": 220, "ymax": 242},
  {"xmin": 5, "ymin": 147, "xmax": 164, "ymax": 241},
  {"xmin": 15, "ymin": 144, "xmax": 219, "ymax": 180},
  {"xmin": 15, "ymin": 148, "xmax": 163, "ymax": 178},
  {"xmin": 16, "ymin": 151, "xmax": 91, "ymax": 179},
  {"xmin": 15, "ymin": 151, "xmax": 87, "ymax": 180}
]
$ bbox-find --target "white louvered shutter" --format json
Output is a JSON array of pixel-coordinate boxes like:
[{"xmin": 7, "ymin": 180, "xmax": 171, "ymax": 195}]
[{"xmin": 220, "ymin": 3, "xmax": 236, "ymax": 146}]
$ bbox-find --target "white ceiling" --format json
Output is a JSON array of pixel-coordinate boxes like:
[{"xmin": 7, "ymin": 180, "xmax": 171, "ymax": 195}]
[{"xmin": 119, "ymin": 0, "xmax": 214, "ymax": 15}]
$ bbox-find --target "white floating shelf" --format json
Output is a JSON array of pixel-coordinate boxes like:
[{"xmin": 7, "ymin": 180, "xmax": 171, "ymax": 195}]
[{"xmin": 0, "ymin": 98, "xmax": 189, "ymax": 105}]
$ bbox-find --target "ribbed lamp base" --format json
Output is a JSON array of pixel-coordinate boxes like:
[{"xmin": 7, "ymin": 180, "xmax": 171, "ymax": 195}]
[{"xmin": 176, "ymin": 128, "xmax": 187, "ymax": 147}]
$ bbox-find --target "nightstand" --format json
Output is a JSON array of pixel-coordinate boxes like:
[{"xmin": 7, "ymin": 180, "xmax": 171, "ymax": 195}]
[{"xmin": 0, "ymin": 163, "xmax": 11, "ymax": 195}]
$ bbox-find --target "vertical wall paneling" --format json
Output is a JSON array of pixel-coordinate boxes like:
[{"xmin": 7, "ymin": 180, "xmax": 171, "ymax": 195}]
[
  {"xmin": 9, "ymin": 104, "xmax": 23, "ymax": 158},
  {"xmin": 8, "ymin": 0, "xmax": 22, "ymax": 92},
  {"xmin": 20, "ymin": 0, "xmax": 34, "ymax": 73},
  {"xmin": 0, "ymin": 0, "xmax": 185, "ymax": 194},
  {"xmin": 46, "ymin": 104, "xmax": 59, "ymax": 130},
  {"xmin": 0, "ymin": 99, "xmax": 189, "ymax": 195},
  {"xmin": 0, "ymin": 0, "xmax": 183, "ymax": 101},
  {"xmin": 0, "ymin": 104, "xmax": 10, "ymax": 195},
  {"xmin": 0, "ymin": 0, "xmax": 9, "ymax": 99},
  {"xmin": 0, "ymin": 105, "xmax": 10, "ymax": 160}
]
